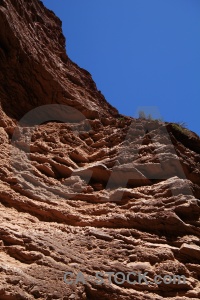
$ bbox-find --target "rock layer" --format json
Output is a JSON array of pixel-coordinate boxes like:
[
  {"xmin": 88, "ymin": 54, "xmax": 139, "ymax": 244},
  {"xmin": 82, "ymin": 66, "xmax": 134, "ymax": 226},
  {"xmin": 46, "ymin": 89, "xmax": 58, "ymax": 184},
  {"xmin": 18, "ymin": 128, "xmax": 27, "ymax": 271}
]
[{"xmin": 0, "ymin": 1, "xmax": 200, "ymax": 299}]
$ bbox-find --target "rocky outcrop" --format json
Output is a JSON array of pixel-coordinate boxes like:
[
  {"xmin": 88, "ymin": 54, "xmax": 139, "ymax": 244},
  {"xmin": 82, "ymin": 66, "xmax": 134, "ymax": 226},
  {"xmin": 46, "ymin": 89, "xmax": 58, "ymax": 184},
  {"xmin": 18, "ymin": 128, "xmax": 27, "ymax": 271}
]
[
  {"xmin": 0, "ymin": 0, "xmax": 200, "ymax": 299},
  {"xmin": 0, "ymin": 0, "xmax": 118, "ymax": 121}
]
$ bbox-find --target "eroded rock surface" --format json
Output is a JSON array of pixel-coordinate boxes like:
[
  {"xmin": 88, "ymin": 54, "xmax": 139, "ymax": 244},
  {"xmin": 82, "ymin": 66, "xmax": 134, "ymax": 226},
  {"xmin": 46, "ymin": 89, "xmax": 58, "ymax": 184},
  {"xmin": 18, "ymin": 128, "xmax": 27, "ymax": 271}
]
[{"xmin": 0, "ymin": 1, "xmax": 200, "ymax": 299}]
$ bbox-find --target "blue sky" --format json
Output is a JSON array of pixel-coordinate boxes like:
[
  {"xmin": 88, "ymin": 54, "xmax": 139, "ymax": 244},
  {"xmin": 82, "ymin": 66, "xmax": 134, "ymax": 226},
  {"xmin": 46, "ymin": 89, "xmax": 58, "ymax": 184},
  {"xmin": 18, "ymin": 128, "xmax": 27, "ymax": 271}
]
[{"xmin": 42, "ymin": 0, "xmax": 200, "ymax": 135}]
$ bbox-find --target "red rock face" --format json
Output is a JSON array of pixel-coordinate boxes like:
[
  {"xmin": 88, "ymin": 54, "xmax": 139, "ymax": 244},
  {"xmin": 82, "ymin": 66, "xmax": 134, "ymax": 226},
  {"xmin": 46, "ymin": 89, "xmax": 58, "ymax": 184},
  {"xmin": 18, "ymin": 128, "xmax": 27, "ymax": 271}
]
[
  {"xmin": 0, "ymin": 0, "xmax": 118, "ymax": 120},
  {"xmin": 0, "ymin": 1, "xmax": 200, "ymax": 299}
]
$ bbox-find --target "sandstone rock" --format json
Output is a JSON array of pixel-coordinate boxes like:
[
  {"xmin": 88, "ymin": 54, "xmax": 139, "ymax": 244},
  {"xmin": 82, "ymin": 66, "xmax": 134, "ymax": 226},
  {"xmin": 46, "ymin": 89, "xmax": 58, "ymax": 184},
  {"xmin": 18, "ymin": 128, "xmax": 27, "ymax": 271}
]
[
  {"xmin": 179, "ymin": 243, "xmax": 200, "ymax": 262},
  {"xmin": 0, "ymin": 0, "xmax": 199, "ymax": 299}
]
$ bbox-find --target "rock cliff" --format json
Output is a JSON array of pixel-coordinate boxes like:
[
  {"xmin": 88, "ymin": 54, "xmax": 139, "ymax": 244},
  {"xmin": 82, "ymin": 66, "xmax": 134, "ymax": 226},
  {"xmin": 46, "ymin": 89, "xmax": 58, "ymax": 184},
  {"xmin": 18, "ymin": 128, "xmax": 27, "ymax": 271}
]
[{"xmin": 0, "ymin": 0, "xmax": 200, "ymax": 299}]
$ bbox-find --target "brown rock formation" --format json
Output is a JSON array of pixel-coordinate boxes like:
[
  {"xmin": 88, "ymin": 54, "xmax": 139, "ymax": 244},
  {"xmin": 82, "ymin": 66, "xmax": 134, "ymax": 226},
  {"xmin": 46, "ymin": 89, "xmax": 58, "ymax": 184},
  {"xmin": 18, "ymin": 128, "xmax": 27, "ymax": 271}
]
[{"xmin": 0, "ymin": 0, "xmax": 200, "ymax": 299}]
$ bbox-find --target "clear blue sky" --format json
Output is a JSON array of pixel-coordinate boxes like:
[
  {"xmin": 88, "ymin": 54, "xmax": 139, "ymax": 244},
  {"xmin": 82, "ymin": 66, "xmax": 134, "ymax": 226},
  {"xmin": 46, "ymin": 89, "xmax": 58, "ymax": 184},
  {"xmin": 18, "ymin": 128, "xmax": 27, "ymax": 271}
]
[{"xmin": 42, "ymin": 0, "xmax": 200, "ymax": 136}]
